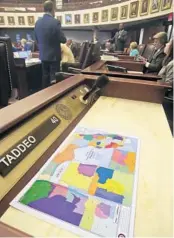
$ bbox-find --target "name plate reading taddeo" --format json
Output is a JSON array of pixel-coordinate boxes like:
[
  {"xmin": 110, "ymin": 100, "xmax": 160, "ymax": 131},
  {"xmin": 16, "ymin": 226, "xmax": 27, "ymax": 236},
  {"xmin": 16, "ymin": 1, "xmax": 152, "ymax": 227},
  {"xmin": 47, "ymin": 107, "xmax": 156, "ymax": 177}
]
[{"xmin": 0, "ymin": 115, "xmax": 61, "ymax": 177}]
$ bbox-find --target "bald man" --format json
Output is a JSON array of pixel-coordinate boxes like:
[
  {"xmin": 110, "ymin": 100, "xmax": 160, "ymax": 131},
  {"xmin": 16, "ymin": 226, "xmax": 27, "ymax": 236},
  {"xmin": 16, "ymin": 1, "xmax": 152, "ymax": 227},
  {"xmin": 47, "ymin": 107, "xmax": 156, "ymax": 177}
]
[{"xmin": 109, "ymin": 23, "xmax": 127, "ymax": 51}]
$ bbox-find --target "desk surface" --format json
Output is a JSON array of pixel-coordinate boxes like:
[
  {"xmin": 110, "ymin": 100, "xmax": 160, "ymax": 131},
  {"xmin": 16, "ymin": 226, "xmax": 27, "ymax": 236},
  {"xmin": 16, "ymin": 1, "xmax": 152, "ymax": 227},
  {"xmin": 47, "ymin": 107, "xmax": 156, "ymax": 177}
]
[{"xmin": 1, "ymin": 96, "xmax": 173, "ymax": 237}]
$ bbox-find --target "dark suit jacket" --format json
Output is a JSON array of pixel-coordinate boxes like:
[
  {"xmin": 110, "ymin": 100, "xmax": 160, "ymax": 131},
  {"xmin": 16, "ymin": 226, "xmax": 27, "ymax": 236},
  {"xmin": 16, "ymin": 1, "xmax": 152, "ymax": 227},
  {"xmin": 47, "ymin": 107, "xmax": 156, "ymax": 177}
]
[
  {"xmin": 111, "ymin": 30, "xmax": 127, "ymax": 51},
  {"xmin": 34, "ymin": 14, "xmax": 66, "ymax": 62},
  {"xmin": 145, "ymin": 46, "xmax": 166, "ymax": 74}
]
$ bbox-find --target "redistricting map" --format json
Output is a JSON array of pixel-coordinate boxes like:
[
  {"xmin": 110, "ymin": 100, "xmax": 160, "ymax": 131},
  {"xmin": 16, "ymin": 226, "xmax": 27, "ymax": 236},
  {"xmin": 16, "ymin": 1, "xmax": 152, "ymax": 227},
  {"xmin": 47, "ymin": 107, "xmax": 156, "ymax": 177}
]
[{"xmin": 11, "ymin": 127, "xmax": 140, "ymax": 237}]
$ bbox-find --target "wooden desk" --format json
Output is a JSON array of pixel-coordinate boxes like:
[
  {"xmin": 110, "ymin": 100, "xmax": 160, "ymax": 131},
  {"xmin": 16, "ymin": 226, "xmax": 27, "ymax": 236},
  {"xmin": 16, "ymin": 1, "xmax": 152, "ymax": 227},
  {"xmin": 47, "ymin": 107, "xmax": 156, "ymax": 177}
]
[
  {"xmin": 0, "ymin": 96, "xmax": 172, "ymax": 237},
  {"xmin": 82, "ymin": 61, "xmax": 161, "ymax": 81},
  {"xmin": 0, "ymin": 75, "xmax": 172, "ymax": 237},
  {"xmin": 102, "ymin": 52, "xmax": 129, "ymax": 57},
  {"xmin": 15, "ymin": 58, "xmax": 42, "ymax": 95},
  {"xmin": 107, "ymin": 60, "xmax": 144, "ymax": 72},
  {"xmin": 118, "ymin": 55, "xmax": 135, "ymax": 61}
]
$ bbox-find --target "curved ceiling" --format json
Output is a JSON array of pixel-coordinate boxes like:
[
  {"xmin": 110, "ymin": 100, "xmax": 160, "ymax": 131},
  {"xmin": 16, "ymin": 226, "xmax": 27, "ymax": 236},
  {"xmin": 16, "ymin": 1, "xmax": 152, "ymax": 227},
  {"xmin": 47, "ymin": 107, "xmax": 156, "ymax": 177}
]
[{"xmin": 0, "ymin": 0, "xmax": 172, "ymax": 28}]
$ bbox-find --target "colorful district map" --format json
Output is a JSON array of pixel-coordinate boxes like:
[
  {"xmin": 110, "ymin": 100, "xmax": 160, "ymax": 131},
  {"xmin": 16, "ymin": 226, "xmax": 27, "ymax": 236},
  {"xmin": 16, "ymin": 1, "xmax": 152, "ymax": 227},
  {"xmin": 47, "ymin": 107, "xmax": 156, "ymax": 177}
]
[{"xmin": 11, "ymin": 127, "xmax": 140, "ymax": 237}]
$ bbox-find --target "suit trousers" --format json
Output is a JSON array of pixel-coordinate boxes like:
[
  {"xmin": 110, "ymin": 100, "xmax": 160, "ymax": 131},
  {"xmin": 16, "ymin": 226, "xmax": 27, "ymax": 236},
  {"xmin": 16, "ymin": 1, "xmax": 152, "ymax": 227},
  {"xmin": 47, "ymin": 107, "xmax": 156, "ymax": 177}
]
[{"xmin": 42, "ymin": 61, "xmax": 60, "ymax": 88}]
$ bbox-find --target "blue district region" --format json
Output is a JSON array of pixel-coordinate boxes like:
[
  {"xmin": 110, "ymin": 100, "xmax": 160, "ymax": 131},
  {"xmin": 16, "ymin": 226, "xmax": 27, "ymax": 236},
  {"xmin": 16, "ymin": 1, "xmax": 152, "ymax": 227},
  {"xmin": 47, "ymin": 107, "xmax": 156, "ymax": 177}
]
[{"xmin": 96, "ymin": 167, "xmax": 114, "ymax": 184}]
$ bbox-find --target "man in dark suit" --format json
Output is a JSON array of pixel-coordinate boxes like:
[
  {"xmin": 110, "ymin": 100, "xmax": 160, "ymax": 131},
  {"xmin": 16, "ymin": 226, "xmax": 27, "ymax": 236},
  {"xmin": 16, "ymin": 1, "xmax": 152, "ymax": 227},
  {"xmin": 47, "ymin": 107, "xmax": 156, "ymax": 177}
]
[
  {"xmin": 35, "ymin": 0, "xmax": 66, "ymax": 88},
  {"xmin": 109, "ymin": 23, "xmax": 127, "ymax": 51},
  {"xmin": 144, "ymin": 32, "xmax": 167, "ymax": 74}
]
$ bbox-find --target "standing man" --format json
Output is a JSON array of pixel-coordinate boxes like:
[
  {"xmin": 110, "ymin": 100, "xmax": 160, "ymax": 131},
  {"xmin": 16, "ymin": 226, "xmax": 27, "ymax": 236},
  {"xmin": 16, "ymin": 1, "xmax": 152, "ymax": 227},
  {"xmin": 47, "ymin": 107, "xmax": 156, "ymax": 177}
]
[
  {"xmin": 35, "ymin": 0, "xmax": 66, "ymax": 88},
  {"xmin": 109, "ymin": 23, "xmax": 127, "ymax": 52}
]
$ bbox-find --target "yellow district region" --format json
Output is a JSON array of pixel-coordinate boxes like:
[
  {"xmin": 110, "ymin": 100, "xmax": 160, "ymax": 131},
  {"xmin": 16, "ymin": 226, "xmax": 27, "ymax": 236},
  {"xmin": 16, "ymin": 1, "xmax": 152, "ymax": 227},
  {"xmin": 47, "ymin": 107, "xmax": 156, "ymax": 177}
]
[
  {"xmin": 124, "ymin": 152, "xmax": 136, "ymax": 172},
  {"xmin": 88, "ymin": 174, "xmax": 99, "ymax": 195},
  {"xmin": 98, "ymin": 178, "xmax": 125, "ymax": 195},
  {"xmin": 60, "ymin": 162, "xmax": 92, "ymax": 190},
  {"xmin": 80, "ymin": 199, "xmax": 99, "ymax": 231},
  {"xmin": 75, "ymin": 134, "xmax": 83, "ymax": 139}
]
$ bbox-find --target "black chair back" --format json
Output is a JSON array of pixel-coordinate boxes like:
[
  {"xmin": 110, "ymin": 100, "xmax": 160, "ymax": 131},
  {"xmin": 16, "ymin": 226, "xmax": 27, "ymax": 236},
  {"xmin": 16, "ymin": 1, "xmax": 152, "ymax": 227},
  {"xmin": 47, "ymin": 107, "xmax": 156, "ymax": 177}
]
[
  {"xmin": 138, "ymin": 44, "xmax": 146, "ymax": 56},
  {"xmin": 0, "ymin": 42, "xmax": 10, "ymax": 107},
  {"xmin": 82, "ymin": 43, "xmax": 95, "ymax": 69},
  {"xmin": 92, "ymin": 42, "xmax": 101, "ymax": 63},
  {"xmin": 0, "ymin": 37, "xmax": 18, "ymax": 90},
  {"xmin": 78, "ymin": 41, "xmax": 89, "ymax": 65},
  {"xmin": 142, "ymin": 44, "xmax": 155, "ymax": 60}
]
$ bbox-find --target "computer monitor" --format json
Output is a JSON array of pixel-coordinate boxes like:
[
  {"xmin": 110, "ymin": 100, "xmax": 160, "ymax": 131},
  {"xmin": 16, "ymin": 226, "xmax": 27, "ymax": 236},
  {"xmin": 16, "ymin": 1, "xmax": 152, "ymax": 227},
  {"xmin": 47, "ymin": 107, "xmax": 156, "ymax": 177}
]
[
  {"xmin": 19, "ymin": 51, "xmax": 31, "ymax": 59},
  {"xmin": 106, "ymin": 64, "xmax": 127, "ymax": 73}
]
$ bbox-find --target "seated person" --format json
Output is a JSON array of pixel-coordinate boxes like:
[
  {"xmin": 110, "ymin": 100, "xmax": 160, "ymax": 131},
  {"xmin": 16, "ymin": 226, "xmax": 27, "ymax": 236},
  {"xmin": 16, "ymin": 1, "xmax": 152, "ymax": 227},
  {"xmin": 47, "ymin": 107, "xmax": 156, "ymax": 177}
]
[
  {"xmin": 61, "ymin": 43, "xmax": 75, "ymax": 63},
  {"xmin": 21, "ymin": 38, "xmax": 27, "ymax": 51},
  {"xmin": 105, "ymin": 41, "xmax": 114, "ymax": 52},
  {"xmin": 143, "ymin": 32, "xmax": 167, "ymax": 74},
  {"xmin": 66, "ymin": 39, "xmax": 78, "ymax": 58},
  {"xmin": 158, "ymin": 39, "xmax": 173, "ymax": 86},
  {"xmin": 129, "ymin": 42, "xmax": 139, "ymax": 57},
  {"xmin": 12, "ymin": 44, "xmax": 19, "ymax": 52},
  {"xmin": 66, "ymin": 39, "xmax": 73, "ymax": 48}
]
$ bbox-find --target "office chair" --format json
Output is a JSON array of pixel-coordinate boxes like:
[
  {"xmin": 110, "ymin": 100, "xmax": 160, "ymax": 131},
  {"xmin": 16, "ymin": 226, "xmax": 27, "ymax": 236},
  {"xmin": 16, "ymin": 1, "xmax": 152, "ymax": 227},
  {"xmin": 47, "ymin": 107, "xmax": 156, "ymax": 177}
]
[
  {"xmin": 142, "ymin": 44, "xmax": 155, "ymax": 60},
  {"xmin": 68, "ymin": 43, "xmax": 100, "ymax": 74},
  {"xmin": 138, "ymin": 44, "xmax": 146, "ymax": 56},
  {"xmin": 0, "ymin": 37, "xmax": 28, "ymax": 101},
  {"xmin": 0, "ymin": 43, "xmax": 10, "ymax": 107},
  {"xmin": 163, "ymin": 89, "xmax": 173, "ymax": 134},
  {"xmin": 61, "ymin": 41, "xmax": 89, "ymax": 73}
]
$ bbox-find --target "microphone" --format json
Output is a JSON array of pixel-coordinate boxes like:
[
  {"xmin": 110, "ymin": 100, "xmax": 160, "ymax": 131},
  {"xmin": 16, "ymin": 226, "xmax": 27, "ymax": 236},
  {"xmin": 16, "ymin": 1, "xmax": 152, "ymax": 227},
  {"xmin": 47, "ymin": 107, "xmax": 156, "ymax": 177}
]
[{"xmin": 80, "ymin": 75, "xmax": 109, "ymax": 104}]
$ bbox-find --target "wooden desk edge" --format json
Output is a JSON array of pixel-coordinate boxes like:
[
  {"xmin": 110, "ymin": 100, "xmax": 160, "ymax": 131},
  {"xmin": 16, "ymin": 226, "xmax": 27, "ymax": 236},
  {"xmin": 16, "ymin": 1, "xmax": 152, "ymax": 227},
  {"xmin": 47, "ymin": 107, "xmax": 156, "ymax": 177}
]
[
  {"xmin": 0, "ymin": 74, "xmax": 85, "ymax": 134},
  {"xmin": 82, "ymin": 61, "xmax": 162, "ymax": 80},
  {"xmin": 0, "ymin": 74, "xmax": 171, "ymax": 134},
  {"xmin": 0, "ymin": 221, "xmax": 31, "ymax": 237},
  {"xmin": 84, "ymin": 74, "xmax": 171, "ymax": 88}
]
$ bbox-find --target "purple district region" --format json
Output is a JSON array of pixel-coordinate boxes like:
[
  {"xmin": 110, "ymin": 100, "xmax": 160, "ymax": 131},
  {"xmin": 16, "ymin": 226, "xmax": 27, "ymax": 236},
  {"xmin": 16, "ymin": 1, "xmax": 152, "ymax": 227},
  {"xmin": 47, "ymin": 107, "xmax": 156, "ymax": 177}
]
[
  {"xmin": 28, "ymin": 195, "xmax": 82, "ymax": 226},
  {"xmin": 97, "ymin": 203, "xmax": 110, "ymax": 216},
  {"xmin": 95, "ymin": 188, "xmax": 124, "ymax": 204},
  {"xmin": 74, "ymin": 196, "xmax": 87, "ymax": 215},
  {"xmin": 78, "ymin": 164, "xmax": 97, "ymax": 177}
]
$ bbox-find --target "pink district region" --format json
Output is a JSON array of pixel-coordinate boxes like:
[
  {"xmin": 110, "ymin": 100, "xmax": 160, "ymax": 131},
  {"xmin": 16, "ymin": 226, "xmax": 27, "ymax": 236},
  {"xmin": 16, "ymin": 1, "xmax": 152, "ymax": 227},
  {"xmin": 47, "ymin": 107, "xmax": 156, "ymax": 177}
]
[
  {"xmin": 95, "ymin": 203, "xmax": 110, "ymax": 218},
  {"xmin": 49, "ymin": 184, "xmax": 68, "ymax": 198},
  {"xmin": 112, "ymin": 149, "xmax": 127, "ymax": 165},
  {"xmin": 78, "ymin": 164, "xmax": 97, "ymax": 177}
]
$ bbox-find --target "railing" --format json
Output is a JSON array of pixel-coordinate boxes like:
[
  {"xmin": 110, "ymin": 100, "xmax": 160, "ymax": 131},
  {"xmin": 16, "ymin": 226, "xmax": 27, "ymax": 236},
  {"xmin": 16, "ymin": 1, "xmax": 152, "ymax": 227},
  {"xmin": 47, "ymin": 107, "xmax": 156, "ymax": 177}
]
[{"xmin": 0, "ymin": 0, "xmax": 130, "ymax": 11}]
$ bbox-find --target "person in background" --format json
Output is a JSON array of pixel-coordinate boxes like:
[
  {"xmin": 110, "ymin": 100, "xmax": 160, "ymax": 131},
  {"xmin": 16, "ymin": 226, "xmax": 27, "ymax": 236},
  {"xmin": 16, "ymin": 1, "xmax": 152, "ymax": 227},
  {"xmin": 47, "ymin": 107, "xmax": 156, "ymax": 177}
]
[
  {"xmin": 66, "ymin": 39, "xmax": 78, "ymax": 58},
  {"xmin": 66, "ymin": 39, "xmax": 73, "ymax": 48},
  {"xmin": 34, "ymin": 0, "xmax": 66, "ymax": 88},
  {"xmin": 143, "ymin": 32, "xmax": 167, "ymax": 74},
  {"xmin": 12, "ymin": 44, "xmax": 20, "ymax": 52},
  {"xmin": 21, "ymin": 38, "xmax": 27, "ymax": 51},
  {"xmin": 105, "ymin": 41, "xmax": 114, "ymax": 52},
  {"xmin": 129, "ymin": 42, "xmax": 139, "ymax": 57},
  {"xmin": 61, "ymin": 43, "xmax": 75, "ymax": 64},
  {"xmin": 158, "ymin": 39, "xmax": 173, "ymax": 85},
  {"xmin": 109, "ymin": 23, "xmax": 127, "ymax": 51}
]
